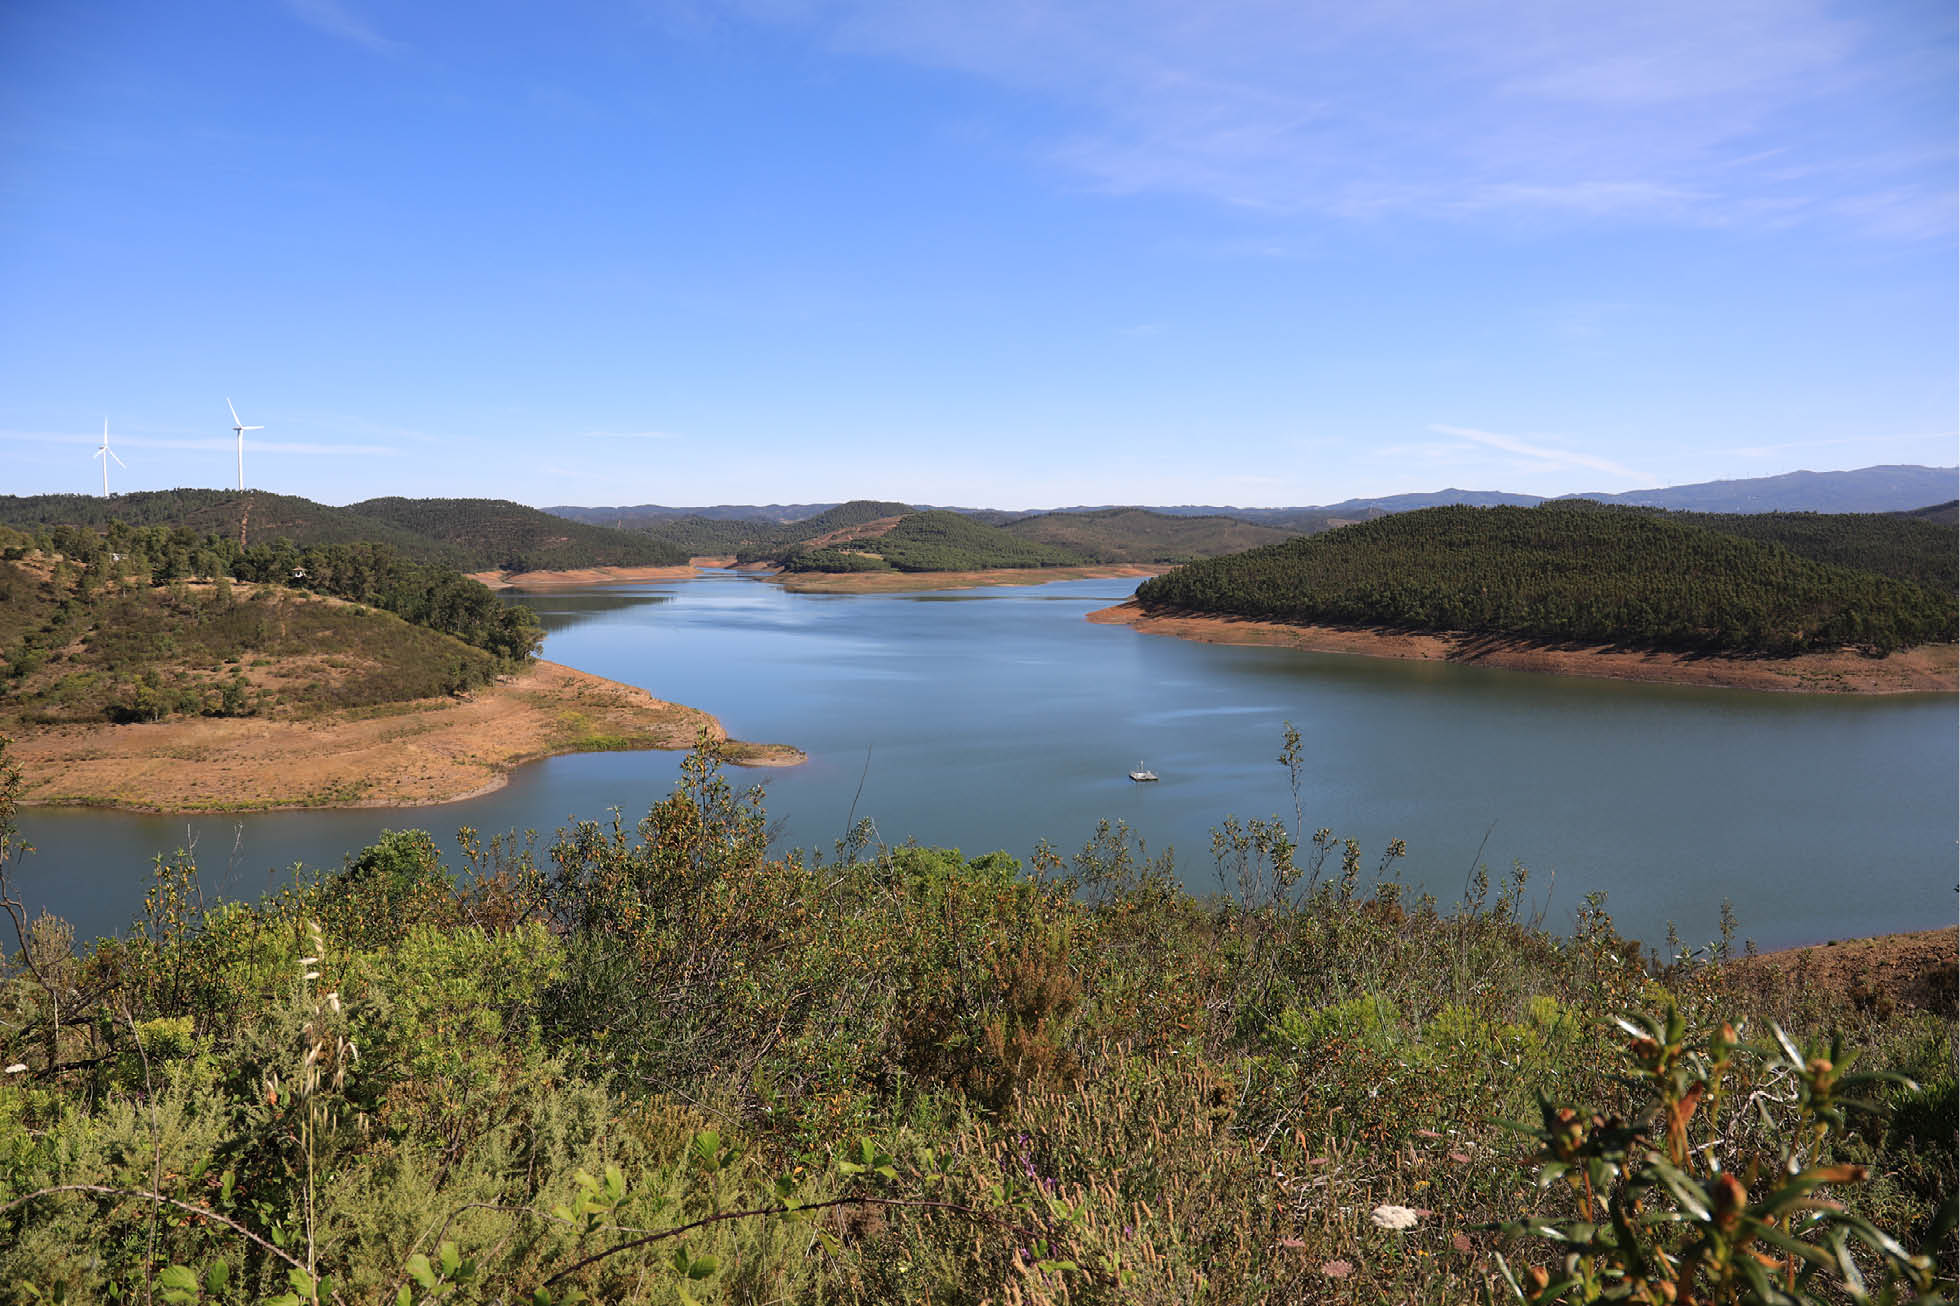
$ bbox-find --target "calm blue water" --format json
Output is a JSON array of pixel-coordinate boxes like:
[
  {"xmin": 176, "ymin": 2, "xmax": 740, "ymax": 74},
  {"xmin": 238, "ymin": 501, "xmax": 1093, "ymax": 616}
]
[{"xmin": 14, "ymin": 571, "xmax": 1958, "ymax": 950}]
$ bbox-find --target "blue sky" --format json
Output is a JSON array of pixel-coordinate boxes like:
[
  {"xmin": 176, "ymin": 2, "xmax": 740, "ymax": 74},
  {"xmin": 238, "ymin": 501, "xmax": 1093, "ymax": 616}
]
[{"xmin": 2, "ymin": 1, "xmax": 1953, "ymax": 509}]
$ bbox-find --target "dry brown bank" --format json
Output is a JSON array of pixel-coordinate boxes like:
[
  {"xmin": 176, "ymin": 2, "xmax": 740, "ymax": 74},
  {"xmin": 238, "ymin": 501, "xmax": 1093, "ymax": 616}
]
[
  {"xmin": 772, "ymin": 564, "xmax": 1168, "ymax": 594},
  {"xmin": 1733, "ymin": 927, "xmax": 1957, "ymax": 1017},
  {"xmin": 467, "ymin": 564, "xmax": 700, "ymax": 590},
  {"xmin": 10, "ymin": 660, "xmax": 802, "ymax": 813},
  {"xmin": 1088, "ymin": 602, "xmax": 1958, "ymax": 694}
]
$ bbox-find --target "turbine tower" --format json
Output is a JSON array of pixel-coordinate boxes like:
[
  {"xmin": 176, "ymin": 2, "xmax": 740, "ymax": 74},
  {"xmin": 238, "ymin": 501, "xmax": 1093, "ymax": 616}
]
[
  {"xmin": 227, "ymin": 398, "xmax": 263, "ymax": 490},
  {"xmin": 94, "ymin": 419, "xmax": 126, "ymax": 497}
]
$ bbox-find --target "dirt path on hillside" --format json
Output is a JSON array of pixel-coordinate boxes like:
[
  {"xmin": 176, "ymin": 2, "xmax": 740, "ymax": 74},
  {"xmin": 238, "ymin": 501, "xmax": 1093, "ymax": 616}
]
[{"xmin": 9, "ymin": 660, "xmax": 802, "ymax": 813}]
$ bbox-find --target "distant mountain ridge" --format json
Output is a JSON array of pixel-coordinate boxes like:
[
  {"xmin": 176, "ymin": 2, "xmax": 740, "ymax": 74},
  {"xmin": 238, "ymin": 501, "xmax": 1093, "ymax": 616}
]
[
  {"xmin": 1558, "ymin": 465, "xmax": 1958, "ymax": 514},
  {"xmin": 547, "ymin": 465, "xmax": 1956, "ymax": 524}
]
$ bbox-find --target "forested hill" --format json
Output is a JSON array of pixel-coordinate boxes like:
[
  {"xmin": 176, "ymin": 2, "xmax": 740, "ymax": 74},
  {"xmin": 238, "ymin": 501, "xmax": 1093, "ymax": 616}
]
[
  {"xmin": 735, "ymin": 504, "xmax": 1088, "ymax": 572},
  {"xmin": 1, "ymin": 525, "xmax": 540, "ymax": 727},
  {"xmin": 0, "ymin": 491, "xmax": 685, "ymax": 574},
  {"xmin": 1134, "ymin": 504, "xmax": 1958, "ymax": 654},
  {"xmin": 0, "ymin": 490, "xmax": 461, "ymax": 567},
  {"xmin": 1657, "ymin": 507, "xmax": 1958, "ymax": 594},
  {"xmin": 731, "ymin": 499, "xmax": 916, "ymax": 564},
  {"xmin": 1002, "ymin": 507, "xmax": 1298, "ymax": 562},
  {"xmin": 344, "ymin": 497, "xmax": 687, "ymax": 571}
]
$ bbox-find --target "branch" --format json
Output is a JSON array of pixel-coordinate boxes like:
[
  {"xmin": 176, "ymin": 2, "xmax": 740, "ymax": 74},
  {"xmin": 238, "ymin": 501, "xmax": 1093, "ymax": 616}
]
[
  {"xmin": 544, "ymin": 1194, "xmax": 1040, "ymax": 1287},
  {"xmin": 0, "ymin": 1184, "xmax": 307, "ymax": 1274}
]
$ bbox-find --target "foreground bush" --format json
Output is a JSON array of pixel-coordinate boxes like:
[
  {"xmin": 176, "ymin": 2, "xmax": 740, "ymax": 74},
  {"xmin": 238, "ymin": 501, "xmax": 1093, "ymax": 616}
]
[{"xmin": 0, "ymin": 735, "xmax": 1950, "ymax": 1302}]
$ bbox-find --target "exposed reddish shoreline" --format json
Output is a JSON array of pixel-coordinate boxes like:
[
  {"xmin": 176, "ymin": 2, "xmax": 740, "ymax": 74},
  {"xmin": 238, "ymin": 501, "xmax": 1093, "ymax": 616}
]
[{"xmin": 1088, "ymin": 601, "xmax": 1958, "ymax": 694}]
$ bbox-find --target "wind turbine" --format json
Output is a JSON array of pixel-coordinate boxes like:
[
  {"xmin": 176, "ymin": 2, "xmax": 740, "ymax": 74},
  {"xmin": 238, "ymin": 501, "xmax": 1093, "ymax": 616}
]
[
  {"xmin": 94, "ymin": 419, "xmax": 126, "ymax": 497},
  {"xmin": 227, "ymin": 398, "xmax": 263, "ymax": 490}
]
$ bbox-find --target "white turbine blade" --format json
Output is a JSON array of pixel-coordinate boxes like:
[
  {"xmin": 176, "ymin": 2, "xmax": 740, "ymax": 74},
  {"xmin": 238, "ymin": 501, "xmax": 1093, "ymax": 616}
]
[
  {"xmin": 93, "ymin": 447, "xmax": 105, "ymax": 461},
  {"xmin": 110, "ymin": 450, "xmax": 127, "ymax": 468},
  {"xmin": 243, "ymin": 424, "xmax": 264, "ymax": 431},
  {"xmin": 227, "ymin": 397, "xmax": 242, "ymax": 426}
]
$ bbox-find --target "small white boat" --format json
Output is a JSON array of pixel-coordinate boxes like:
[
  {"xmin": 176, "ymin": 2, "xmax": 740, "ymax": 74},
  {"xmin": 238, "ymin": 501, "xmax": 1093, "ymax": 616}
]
[{"xmin": 1128, "ymin": 762, "xmax": 1158, "ymax": 782}]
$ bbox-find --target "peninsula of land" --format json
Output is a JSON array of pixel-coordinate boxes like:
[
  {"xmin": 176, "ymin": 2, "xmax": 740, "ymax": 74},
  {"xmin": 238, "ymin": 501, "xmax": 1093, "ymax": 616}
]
[
  {"xmin": 466, "ymin": 564, "xmax": 701, "ymax": 590},
  {"xmin": 10, "ymin": 658, "xmax": 802, "ymax": 813},
  {"xmin": 1088, "ymin": 601, "xmax": 1958, "ymax": 694}
]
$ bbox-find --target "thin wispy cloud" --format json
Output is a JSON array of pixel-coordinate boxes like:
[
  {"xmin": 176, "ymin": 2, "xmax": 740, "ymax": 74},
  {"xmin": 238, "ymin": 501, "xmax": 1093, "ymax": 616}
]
[
  {"xmin": 282, "ymin": 0, "xmax": 401, "ymax": 54},
  {"xmin": 744, "ymin": 0, "xmax": 1952, "ymax": 234},
  {"xmin": 1430, "ymin": 424, "xmax": 1653, "ymax": 484}
]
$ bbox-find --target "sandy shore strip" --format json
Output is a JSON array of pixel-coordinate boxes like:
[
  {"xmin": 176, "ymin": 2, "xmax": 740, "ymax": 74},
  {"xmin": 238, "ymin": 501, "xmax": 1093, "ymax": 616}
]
[
  {"xmin": 770, "ymin": 564, "xmax": 1169, "ymax": 594},
  {"xmin": 467, "ymin": 564, "xmax": 700, "ymax": 590},
  {"xmin": 9, "ymin": 660, "xmax": 802, "ymax": 813},
  {"xmin": 1088, "ymin": 601, "xmax": 1958, "ymax": 694}
]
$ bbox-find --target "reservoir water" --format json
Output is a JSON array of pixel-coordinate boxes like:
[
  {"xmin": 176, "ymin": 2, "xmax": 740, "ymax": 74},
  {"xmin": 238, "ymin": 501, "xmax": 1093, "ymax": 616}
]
[{"xmin": 14, "ymin": 571, "xmax": 1957, "ymax": 950}]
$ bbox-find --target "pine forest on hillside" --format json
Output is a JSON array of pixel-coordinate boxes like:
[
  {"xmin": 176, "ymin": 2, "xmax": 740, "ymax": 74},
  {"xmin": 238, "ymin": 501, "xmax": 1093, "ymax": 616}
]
[
  {"xmin": 1135, "ymin": 504, "xmax": 1958, "ymax": 655},
  {"xmin": 0, "ymin": 491, "xmax": 685, "ymax": 576}
]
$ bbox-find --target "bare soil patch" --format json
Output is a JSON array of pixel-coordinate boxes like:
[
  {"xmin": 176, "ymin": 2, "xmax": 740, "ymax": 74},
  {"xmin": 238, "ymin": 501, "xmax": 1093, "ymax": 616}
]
[
  {"xmin": 468, "ymin": 565, "xmax": 700, "ymax": 590},
  {"xmin": 1088, "ymin": 603, "xmax": 1958, "ymax": 694},
  {"xmin": 774, "ymin": 565, "xmax": 1169, "ymax": 594},
  {"xmin": 9, "ymin": 660, "xmax": 802, "ymax": 813},
  {"xmin": 1732, "ymin": 927, "xmax": 1957, "ymax": 1018}
]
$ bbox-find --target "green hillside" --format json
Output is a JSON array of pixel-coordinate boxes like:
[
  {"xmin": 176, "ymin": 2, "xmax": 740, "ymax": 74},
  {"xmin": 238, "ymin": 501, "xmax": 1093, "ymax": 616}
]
[
  {"xmin": 1894, "ymin": 499, "xmax": 1959, "ymax": 526},
  {"xmin": 0, "ymin": 491, "xmax": 685, "ymax": 574},
  {"xmin": 638, "ymin": 514, "xmax": 782, "ymax": 557},
  {"xmin": 732, "ymin": 499, "xmax": 917, "ymax": 564},
  {"xmin": 1136, "ymin": 503, "xmax": 1957, "ymax": 654},
  {"xmin": 1003, "ymin": 507, "xmax": 1297, "ymax": 562},
  {"xmin": 1666, "ymin": 507, "xmax": 1958, "ymax": 594},
  {"xmin": 347, "ymin": 497, "xmax": 687, "ymax": 571},
  {"xmin": 0, "ymin": 529, "xmax": 538, "ymax": 726},
  {"xmin": 0, "ymin": 490, "xmax": 465, "ymax": 567},
  {"xmin": 774, "ymin": 509, "xmax": 1087, "ymax": 573}
]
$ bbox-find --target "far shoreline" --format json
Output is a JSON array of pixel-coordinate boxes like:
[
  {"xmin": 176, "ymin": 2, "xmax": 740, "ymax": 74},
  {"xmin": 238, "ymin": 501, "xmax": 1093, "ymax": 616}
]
[
  {"xmin": 9, "ymin": 659, "xmax": 803, "ymax": 815},
  {"xmin": 765, "ymin": 563, "xmax": 1170, "ymax": 594},
  {"xmin": 1088, "ymin": 601, "xmax": 1959, "ymax": 695}
]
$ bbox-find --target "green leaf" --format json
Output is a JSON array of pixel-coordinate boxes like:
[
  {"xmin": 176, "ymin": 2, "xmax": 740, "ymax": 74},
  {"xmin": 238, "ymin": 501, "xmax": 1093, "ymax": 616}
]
[
  {"xmin": 158, "ymin": 1265, "xmax": 200, "ymax": 1304},
  {"xmin": 438, "ymin": 1241, "xmax": 461, "ymax": 1276},
  {"xmin": 405, "ymin": 1254, "xmax": 437, "ymax": 1291},
  {"xmin": 203, "ymin": 1259, "xmax": 230, "ymax": 1297},
  {"xmin": 686, "ymin": 1254, "xmax": 718, "ymax": 1280},
  {"xmin": 1645, "ymin": 1159, "xmax": 1712, "ymax": 1222},
  {"xmin": 1752, "ymin": 1224, "xmax": 1838, "ymax": 1271},
  {"xmin": 396, "ymin": 1287, "xmax": 411, "ymax": 1306},
  {"xmin": 286, "ymin": 1268, "xmax": 317, "ymax": 1300}
]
